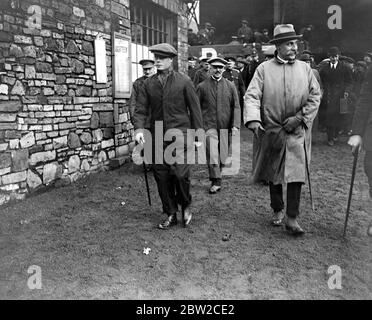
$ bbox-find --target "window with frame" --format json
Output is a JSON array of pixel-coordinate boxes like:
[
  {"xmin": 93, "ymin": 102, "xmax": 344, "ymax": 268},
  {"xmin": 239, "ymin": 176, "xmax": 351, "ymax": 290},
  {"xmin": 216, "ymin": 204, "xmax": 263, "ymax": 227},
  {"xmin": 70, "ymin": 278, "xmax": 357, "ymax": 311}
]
[{"xmin": 130, "ymin": 0, "xmax": 176, "ymax": 81}]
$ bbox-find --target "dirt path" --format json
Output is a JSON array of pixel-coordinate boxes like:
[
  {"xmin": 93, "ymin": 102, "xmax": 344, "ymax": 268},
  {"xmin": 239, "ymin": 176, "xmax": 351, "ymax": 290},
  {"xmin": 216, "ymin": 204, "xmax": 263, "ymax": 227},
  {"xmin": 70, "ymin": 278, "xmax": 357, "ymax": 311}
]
[{"xmin": 0, "ymin": 128, "xmax": 371, "ymax": 299}]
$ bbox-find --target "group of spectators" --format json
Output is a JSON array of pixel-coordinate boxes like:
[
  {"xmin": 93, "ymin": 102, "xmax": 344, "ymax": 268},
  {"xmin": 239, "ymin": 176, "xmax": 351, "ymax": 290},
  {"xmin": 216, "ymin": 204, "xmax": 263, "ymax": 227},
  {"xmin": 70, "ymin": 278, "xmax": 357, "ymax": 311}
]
[{"xmin": 188, "ymin": 20, "xmax": 272, "ymax": 46}]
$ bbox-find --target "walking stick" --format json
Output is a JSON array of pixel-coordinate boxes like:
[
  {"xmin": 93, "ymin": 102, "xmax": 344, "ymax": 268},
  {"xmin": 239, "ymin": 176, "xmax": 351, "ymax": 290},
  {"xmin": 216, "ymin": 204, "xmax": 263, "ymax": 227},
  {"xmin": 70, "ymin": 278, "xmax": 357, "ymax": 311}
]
[
  {"xmin": 343, "ymin": 150, "xmax": 359, "ymax": 237},
  {"xmin": 136, "ymin": 139, "xmax": 151, "ymax": 206},
  {"xmin": 304, "ymin": 143, "xmax": 314, "ymax": 211},
  {"xmin": 143, "ymin": 161, "xmax": 152, "ymax": 206}
]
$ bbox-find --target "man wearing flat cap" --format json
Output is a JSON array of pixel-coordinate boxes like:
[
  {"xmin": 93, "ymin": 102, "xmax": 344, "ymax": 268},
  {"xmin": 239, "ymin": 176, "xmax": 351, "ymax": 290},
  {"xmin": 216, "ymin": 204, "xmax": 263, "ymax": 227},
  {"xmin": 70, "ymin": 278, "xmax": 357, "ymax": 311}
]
[
  {"xmin": 196, "ymin": 57, "xmax": 241, "ymax": 193},
  {"xmin": 193, "ymin": 56, "xmax": 211, "ymax": 86},
  {"xmin": 129, "ymin": 59, "xmax": 156, "ymax": 125},
  {"xmin": 132, "ymin": 43, "xmax": 203, "ymax": 230},
  {"xmin": 319, "ymin": 46, "xmax": 353, "ymax": 145},
  {"xmin": 244, "ymin": 24, "xmax": 321, "ymax": 236}
]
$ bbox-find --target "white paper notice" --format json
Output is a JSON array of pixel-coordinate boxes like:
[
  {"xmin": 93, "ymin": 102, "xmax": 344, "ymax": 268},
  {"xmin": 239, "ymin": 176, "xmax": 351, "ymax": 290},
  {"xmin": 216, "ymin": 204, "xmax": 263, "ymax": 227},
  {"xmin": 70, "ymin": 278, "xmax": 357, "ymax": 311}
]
[
  {"xmin": 95, "ymin": 38, "xmax": 107, "ymax": 83},
  {"xmin": 114, "ymin": 36, "xmax": 131, "ymax": 97}
]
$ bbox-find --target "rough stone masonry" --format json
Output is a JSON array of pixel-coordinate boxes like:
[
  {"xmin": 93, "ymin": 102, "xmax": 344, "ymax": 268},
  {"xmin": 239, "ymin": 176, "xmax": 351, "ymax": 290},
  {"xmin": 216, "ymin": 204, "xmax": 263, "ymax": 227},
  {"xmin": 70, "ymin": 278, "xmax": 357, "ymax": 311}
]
[{"xmin": 0, "ymin": 0, "xmax": 189, "ymax": 205}]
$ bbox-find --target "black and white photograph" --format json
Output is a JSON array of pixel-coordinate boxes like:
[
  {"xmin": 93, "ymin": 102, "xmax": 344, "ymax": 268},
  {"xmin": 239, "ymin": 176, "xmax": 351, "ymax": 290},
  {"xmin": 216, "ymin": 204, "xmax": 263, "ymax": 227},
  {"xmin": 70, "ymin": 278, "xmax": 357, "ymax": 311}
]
[{"xmin": 0, "ymin": 0, "xmax": 371, "ymax": 304}]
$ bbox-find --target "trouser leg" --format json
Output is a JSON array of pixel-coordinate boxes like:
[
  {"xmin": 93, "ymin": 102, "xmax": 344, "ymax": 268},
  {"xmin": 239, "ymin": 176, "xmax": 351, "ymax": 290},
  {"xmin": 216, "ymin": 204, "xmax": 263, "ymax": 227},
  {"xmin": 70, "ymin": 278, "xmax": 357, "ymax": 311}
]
[
  {"xmin": 286, "ymin": 182, "xmax": 303, "ymax": 218},
  {"xmin": 170, "ymin": 164, "xmax": 192, "ymax": 209},
  {"xmin": 153, "ymin": 164, "xmax": 178, "ymax": 215},
  {"xmin": 269, "ymin": 183, "xmax": 284, "ymax": 213},
  {"xmin": 206, "ymin": 129, "xmax": 222, "ymax": 182},
  {"xmin": 364, "ymin": 151, "xmax": 372, "ymax": 198},
  {"xmin": 327, "ymin": 126, "xmax": 335, "ymax": 141}
]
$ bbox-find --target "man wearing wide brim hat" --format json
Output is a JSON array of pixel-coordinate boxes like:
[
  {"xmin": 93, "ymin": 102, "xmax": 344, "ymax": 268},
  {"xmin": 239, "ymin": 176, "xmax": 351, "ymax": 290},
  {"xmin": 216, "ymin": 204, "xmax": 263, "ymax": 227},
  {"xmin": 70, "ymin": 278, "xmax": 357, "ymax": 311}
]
[
  {"xmin": 132, "ymin": 43, "xmax": 203, "ymax": 230},
  {"xmin": 269, "ymin": 23, "xmax": 302, "ymax": 45},
  {"xmin": 196, "ymin": 56, "xmax": 240, "ymax": 194},
  {"xmin": 244, "ymin": 24, "xmax": 321, "ymax": 236}
]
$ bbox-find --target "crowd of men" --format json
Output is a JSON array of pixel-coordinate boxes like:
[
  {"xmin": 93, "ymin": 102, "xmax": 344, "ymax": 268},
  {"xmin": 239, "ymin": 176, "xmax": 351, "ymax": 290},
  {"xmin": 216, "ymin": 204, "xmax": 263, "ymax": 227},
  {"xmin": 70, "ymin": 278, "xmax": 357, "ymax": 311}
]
[
  {"xmin": 188, "ymin": 20, "xmax": 272, "ymax": 46},
  {"xmin": 130, "ymin": 24, "xmax": 372, "ymax": 236}
]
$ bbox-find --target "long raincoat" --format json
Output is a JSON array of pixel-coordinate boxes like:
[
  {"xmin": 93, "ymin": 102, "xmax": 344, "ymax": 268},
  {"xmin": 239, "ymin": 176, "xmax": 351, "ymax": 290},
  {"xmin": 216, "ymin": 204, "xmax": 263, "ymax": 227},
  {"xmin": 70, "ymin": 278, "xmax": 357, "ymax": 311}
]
[{"xmin": 244, "ymin": 56, "xmax": 321, "ymax": 184}]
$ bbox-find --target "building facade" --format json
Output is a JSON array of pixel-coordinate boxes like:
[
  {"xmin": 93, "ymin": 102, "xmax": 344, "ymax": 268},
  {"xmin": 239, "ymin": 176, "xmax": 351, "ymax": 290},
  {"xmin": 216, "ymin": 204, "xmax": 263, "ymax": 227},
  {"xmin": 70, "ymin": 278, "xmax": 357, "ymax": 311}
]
[{"xmin": 0, "ymin": 0, "xmax": 188, "ymax": 205}]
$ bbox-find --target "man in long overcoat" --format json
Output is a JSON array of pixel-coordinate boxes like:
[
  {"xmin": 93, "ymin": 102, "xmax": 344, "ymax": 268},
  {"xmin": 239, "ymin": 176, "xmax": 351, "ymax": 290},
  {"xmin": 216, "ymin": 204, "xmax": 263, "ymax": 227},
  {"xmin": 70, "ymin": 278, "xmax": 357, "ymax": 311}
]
[
  {"xmin": 319, "ymin": 47, "xmax": 353, "ymax": 145},
  {"xmin": 348, "ymin": 66, "xmax": 372, "ymax": 236},
  {"xmin": 133, "ymin": 43, "xmax": 203, "ymax": 230},
  {"xmin": 196, "ymin": 57, "xmax": 241, "ymax": 193},
  {"xmin": 244, "ymin": 24, "xmax": 321, "ymax": 235}
]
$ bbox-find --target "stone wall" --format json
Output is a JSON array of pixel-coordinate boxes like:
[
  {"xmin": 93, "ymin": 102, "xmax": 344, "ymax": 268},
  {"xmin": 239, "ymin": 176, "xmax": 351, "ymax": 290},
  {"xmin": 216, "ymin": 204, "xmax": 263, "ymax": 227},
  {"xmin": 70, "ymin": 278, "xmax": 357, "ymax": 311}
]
[{"xmin": 0, "ymin": 0, "xmax": 189, "ymax": 206}]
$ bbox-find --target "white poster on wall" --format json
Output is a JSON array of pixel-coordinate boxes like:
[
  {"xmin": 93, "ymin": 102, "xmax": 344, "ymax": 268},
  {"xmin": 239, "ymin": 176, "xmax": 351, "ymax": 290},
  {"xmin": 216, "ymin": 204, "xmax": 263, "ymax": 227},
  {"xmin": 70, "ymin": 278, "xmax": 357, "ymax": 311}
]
[
  {"xmin": 113, "ymin": 32, "xmax": 132, "ymax": 98},
  {"xmin": 94, "ymin": 37, "xmax": 108, "ymax": 84}
]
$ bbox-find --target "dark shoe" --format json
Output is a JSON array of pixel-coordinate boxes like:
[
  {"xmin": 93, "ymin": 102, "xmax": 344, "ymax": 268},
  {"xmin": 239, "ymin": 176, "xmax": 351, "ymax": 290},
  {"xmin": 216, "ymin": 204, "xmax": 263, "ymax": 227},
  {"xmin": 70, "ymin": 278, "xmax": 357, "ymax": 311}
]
[
  {"xmin": 209, "ymin": 185, "xmax": 221, "ymax": 194},
  {"xmin": 158, "ymin": 213, "xmax": 177, "ymax": 230},
  {"xmin": 271, "ymin": 210, "xmax": 285, "ymax": 227},
  {"xmin": 285, "ymin": 224, "xmax": 305, "ymax": 236},
  {"xmin": 182, "ymin": 206, "xmax": 192, "ymax": 227}
]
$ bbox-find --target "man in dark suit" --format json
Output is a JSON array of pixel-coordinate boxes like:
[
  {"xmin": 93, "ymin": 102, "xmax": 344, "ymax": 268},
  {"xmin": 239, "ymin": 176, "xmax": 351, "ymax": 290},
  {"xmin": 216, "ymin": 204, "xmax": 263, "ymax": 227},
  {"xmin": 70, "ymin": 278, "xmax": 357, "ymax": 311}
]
[
  {"xmin": 223, "ymin": 56, "xmax": 246, "ymax": 122},
  {"xmin": 196, "ymin": 57, "xmax": 241, "ymax": 193},
  {"xmin": 348, "ymin": 66, "xmax": 372, "ymax": 236},
  {"xmin": 133, "ymin": 43, "xmax": 203, "ymax": 230},
  {"xmin": 319, "ymin": 47, "xmax": 353, "ymax": 146}
]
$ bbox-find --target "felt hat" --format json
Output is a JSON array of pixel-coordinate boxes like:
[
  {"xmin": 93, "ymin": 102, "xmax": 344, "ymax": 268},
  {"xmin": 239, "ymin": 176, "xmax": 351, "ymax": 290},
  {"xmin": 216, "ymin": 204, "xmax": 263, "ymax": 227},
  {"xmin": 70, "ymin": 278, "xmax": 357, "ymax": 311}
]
[{"xmin": 269, "ymin": 24, "xmax": 302, "ymax": 44}]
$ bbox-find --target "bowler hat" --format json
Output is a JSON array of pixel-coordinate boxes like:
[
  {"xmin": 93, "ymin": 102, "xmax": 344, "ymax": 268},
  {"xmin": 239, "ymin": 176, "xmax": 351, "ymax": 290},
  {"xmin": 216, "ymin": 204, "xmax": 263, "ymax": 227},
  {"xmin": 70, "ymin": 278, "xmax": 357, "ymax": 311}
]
[
  {"xmin": 364, "ymin": 52, "xmax": 372, "ymax": 58},
  {"xmin": 328, "ymin": 46, "xmax": 340, "ymax": 56},
  {"xmin": 149, "ymin": 43, "xmax": 177, "ymax": 58},
  {"xmin": 298, "ymin": 53, "xmax": 312, "ymax": 62},
  {"xmin": 208, "ymin": 57, "xmax": 228, "ymax": 66},
  {"xmin": 269, "ymin": 24, "xmax": 302, "ymax": 44},
  {"xmin": 139, "ymin": 59, "xmax": 155, "ymax": 68},
  {"xmin": 302, "ymin": 50, "xmax": 313, "ymax": 56}
]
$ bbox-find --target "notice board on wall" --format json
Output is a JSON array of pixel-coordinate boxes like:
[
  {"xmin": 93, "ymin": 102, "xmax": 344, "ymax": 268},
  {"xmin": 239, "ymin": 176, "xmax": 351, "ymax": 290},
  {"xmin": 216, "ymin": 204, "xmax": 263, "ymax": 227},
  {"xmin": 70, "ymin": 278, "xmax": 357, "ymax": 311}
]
[
  {"xmin": 113, "ymin": 32, "xmax": 132, "ymax": 98},
  {"xmin": 94, "ymin": 37, "xmax": 108, "ymax": 84}
]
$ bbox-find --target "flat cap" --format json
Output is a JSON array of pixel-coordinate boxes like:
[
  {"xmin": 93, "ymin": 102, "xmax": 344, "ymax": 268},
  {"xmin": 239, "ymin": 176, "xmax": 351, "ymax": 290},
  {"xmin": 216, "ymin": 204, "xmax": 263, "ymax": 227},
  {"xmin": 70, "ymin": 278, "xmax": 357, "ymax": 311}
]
[
  {"xmin": 224, "ymin": 56, "xmax": 236, "ymax": 62},
  {"xmin": 199, "ymin": 56, "xmax": 210, "ymax": 62},
  {"xmin": 364, "ymin": 52, "xmax": 372, "ymax": 58},
  {"xmin": 139, "ymin": 59, "xmax": 155, "ymax": 67},
  {"xmin": 149, "ymin": 43, "xmax": 177, "ymax": 58},
  {"xmin": 208, "ymin": 57, "xmax": 228, "ymax": 66},
  {"xmin": 242, "ymin": 19, "xmax": 248, "ymax": 24}
]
